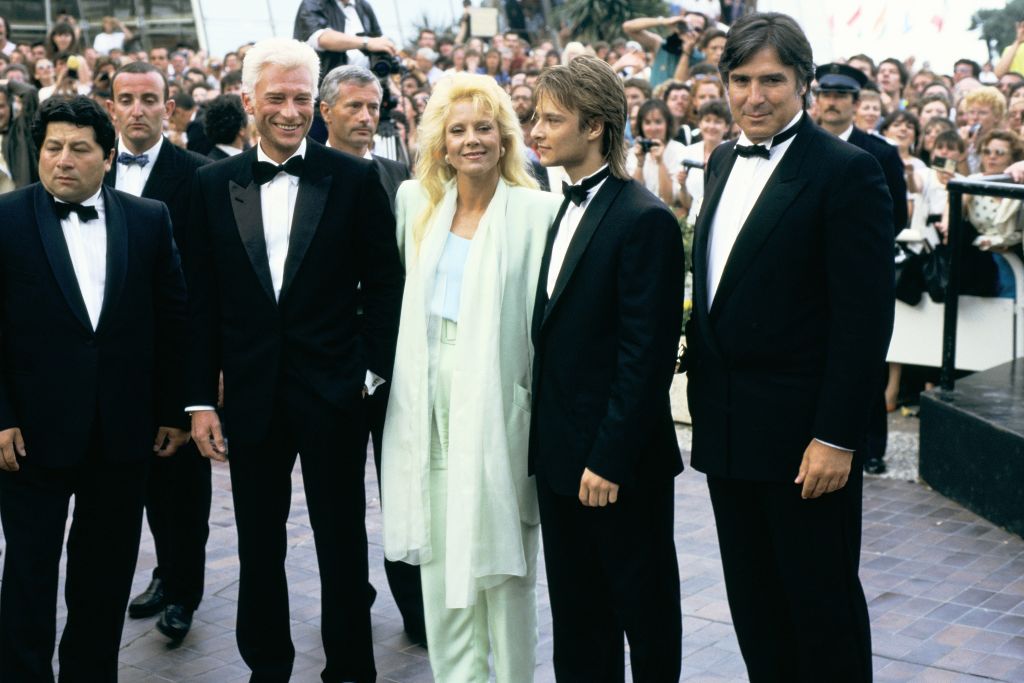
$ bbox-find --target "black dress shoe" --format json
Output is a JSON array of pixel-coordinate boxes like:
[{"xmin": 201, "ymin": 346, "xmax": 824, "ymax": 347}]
[
  {"xmin": 156, "ymin": 604, "xmax": 193, "ymax": 642},
  {"xmin": 128, "ymin": 578, "xmax": 166, "ymax": 618},
  {"xmin": 863, "ymin": 457, "xmax": 887, "ymax": 475}
]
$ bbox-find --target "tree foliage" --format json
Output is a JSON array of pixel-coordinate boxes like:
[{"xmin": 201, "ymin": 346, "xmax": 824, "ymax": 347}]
[
  {"xmin": 972, "ymin": 0, "xmax": 1024, "ymax": 54},
  {"xmin": 556, "ymin": 0, "xmax": 670, "ymax": 45}
]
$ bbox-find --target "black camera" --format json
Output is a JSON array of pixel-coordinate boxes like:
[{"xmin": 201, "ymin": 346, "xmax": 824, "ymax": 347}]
[
  {"xmin": 638, "ymin": 138, "xmax": 658, "ymax": 153},
  {"xmin": 368, "ymin": 52, "xmax": 402, "ymax": 79},
  {"xmin": 681, "ymin": 158, "xmax": 705, "ymax": 170}
]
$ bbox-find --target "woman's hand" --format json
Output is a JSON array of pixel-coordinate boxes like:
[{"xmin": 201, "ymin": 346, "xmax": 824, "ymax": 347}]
[
  {"xmin": 675, "ymin": 166, "xmax": 689, "ymax": 186},
  {"xmin": 648, "ymin": 138, "xmax": 665, "ymax": 162}
]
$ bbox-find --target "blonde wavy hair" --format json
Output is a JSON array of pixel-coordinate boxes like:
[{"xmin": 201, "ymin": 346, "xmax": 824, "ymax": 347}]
[{"xmin": 413, "ymin": 72, "xmax": 537, "ymax": 246}]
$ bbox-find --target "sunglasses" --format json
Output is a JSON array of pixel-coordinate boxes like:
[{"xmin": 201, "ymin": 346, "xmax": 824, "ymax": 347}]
[{"xmin": 980, "ymin": 147, "xmax": 1009, "ymax": 156}]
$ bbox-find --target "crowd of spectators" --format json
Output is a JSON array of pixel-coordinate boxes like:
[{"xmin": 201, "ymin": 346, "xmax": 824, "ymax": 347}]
[{"xmin": 0, "ymin": 3, "xmax": 1021, "ymax": 405}]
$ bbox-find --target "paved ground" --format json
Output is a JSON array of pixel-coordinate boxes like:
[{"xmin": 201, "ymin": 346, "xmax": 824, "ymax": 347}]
[{"xmin": 4, "ymin": 412, "xmax": 1024, "ymax": 682}]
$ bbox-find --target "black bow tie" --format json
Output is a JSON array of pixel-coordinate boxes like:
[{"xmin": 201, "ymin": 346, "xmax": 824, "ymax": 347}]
[
  {"xmin": 253, "ymin": 156, "xmax": 305, "ymax": 185},
  {"xmin": 562, "ymin": 166, "xmax": 610, "ymax": 206},
  {"xmin": 117, "ymin": 151, "xmax": 150, "ymax": 167},
  {"xmin": 54, "ymin": 201, "xmax": 99, "ymax": 222},
  {"xmin": 733, "ymin": 121, "xmax": 800, "ymax": 160}
]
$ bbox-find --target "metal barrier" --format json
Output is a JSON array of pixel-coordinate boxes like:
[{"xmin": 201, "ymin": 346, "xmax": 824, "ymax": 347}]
[{"xmin": 942, "ymin": 174, "xmax": 1024, "ymax": 389}]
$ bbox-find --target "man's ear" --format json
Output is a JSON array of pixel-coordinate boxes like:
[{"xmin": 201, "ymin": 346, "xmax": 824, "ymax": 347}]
[{"xmin": 586, "ymin": 117, "xmax": 605, "ymax": 142}]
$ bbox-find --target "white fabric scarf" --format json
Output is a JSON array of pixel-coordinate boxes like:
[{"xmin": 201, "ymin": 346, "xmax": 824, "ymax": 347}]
[{"xmin": 382, "ymin": 178, "xmax": 528, "ymax": 608}]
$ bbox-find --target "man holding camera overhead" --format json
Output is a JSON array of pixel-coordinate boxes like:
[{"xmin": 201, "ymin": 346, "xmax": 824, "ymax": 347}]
[
  {"xmin": 623, "ymin": 9, "xmax": 709, "ymax": 88},
  {"xmin": 294, "ymin": 0, "xmax": 397, "ymax": 142},
  {"xmin": 294, "ymin": 0, "xmax": 396, "ymax": 81}
]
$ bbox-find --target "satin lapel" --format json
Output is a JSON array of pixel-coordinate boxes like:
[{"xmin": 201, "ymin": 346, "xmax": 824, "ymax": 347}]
[
  {"xmin": 691, "ymin": 147, "xmax": 737, "ymax": 362},
  {"xmin": 33, "ymin": 185, "xmax": 92, "ymax": 332},
  {"xmin": 541, "ymin": 178, "xmax": 624, "ymax": 328},
  {"xmin": 96, "ymin": 186, "xmax": 127, "ymax": 333},
  {"xmin": 532, "ymin": 195, "xmax": 570, "ymax": 343},
  {"xmin": 229, "ymin": 157, "xmax": 276, "ymax": 304},
  {"xmin": 710, "ymin": 125, "xmax": 813, "ymax": 316},
  {"xmin": 280, "ymin": 148, "xmax": 331, "ymax": 302}
]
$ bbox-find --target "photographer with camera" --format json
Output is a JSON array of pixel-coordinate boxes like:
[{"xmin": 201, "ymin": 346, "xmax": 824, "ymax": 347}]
[
  {"xmin": 294, "ymin": 0, "xmax": 396, "ymax": 81},
  {"xmin": 623, "ymin": 10, "xmax": 708, "ymax": 88},
  {"xmin": 626, "ymin": 98, "xmax": 687, "ymax": 206}
]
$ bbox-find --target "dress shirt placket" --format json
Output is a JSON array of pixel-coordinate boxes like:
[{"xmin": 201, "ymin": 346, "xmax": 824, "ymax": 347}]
[{"xmin": 263, "ymin": 174, "xmax": 293, "ymax": 301}]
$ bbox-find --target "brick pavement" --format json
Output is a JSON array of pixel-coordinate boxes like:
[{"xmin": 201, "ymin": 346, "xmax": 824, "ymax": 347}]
[{"xmin": 3, "ymin": 415, "xmax": 1023, "ymax": 682}]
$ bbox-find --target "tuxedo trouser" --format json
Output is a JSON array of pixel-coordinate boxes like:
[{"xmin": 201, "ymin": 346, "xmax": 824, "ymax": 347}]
[
  {"xmin": 707, "ymin": 469, "xmax": 872, "ymax": 683},
  {"xmin": 365, "ymin": 385, "xmax": 426, "ymax": 638},
  {"xmin": 862, "ymin": 363, "xmax": 889, "ymax": 463},
  {"xmin": 145, "ymin": 439, "xmax": 212, "ymax": 610},
  {"xmin": 227, "ymin": 381, "xmax": 375, "ymax": 683},
  {"xmin": 536, "ymin": 473, "xmax": 681, "ymax": 682},
  {"xmin": 0, "ymin": 431, "xmax": 148, "ymax": 683},
  {"xmin": 421, "ymin": 318, "xmax": 539, "ymax": 682}
]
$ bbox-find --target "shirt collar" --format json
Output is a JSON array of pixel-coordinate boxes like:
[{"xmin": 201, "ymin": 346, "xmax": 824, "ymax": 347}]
[
  {"xmin": 55, "ymin": 187, "xmax": 103, "ymax": 208},
  {"xmin": 118, "ymin": 134, "xmax": 164, "ymax": 164},
  {"xmin": 735, "ymin": 110, "xmax": 804, "ymax": 150},
  {"xmin": 257, "ymin": 138, "xmax": 306, "ymax": 165},
  {"xmin": 838, "ymin": 125, "xmax": 854, "ymax": 142}
]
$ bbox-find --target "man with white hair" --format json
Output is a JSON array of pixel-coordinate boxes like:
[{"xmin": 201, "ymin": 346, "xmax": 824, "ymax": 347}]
[
  {"xmin": 415, "ymin": 47, "xmax": 443, "ymax": 85},
  {"xmin": 185, "ymin": 37, "xmax": 404, "ymax": 682}
]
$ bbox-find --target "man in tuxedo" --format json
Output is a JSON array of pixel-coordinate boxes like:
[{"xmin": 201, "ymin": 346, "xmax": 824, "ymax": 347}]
[
  {"xmin": 685, "ymin": 13, "xmax": 894, "ymax": 682},
  {"xmin": 104, "ymin": 60, "xmax": 213, "ymax": 643},
  {"xmin": 529, "ymin": 55, "xmax": 685, "ymax": 681},
  {"xmin": 0, "ymin": 95, "xmax": 188, "ymax": 681},
  {"xmin": 319, "ymin": 62, "xmax": 425, "ymax": 645},
  {"xmin": 185, "ymin": 38, "xmax": 403, "ymax": 683},
  {"xmin": 320, "ymin": 65, "xmax": 410, "ymax": 207},
  {"xmin": 816, "ymin": 62, "xmax": 907, "ymax": 476}
]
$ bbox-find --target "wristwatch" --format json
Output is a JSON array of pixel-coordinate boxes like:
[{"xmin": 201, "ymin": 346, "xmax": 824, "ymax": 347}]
[{"xmin": 362, "ymin": 37, "xmax": 369, "ymax": 51}]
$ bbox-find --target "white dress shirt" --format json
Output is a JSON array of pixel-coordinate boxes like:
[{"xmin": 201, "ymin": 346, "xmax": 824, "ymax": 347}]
[
  {"xmin": 57, "ymin": 188, "xmax": 106, "ymax": 330},
  {"xmin": 215, "ymin": 143, "xmax": 243, "ymax": 157},
  {"xmin": 838, "ymin": 125, "xmax": 854, "ymax": 142},
  {"xmin": 257, "ymin": 139, "xmax": 305, "ymax": 301},
  {"xmin": 707, "ymin": 111, "xmax": 852, "ymax": 453},
  {"xmin": 306, "ymin": 0, "xmax": 370, "ymax": 69},
  {"xmin": 115, "ymin": 135, "xmax": 163, "ymax": 197},
  {"xmin": 547, "ymin": 165, "xmax": 609, "ymax": 296},
  {"xmin": 707, "ymin": 110, "xmax": 803, "ymax": 306}
]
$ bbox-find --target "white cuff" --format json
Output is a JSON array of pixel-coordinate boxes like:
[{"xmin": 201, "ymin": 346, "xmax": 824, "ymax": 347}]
[
  {"xmin": 814, "ymin": 438, "xmax": 853, "ymax": 453},
  {"xmin": 185, "ymin": 405, "xmax": 216, "ymax": 413},
  {"xmin": 365, "ymin": 370, "xmax": 386, "ymax": 396},
  {"xmin": 307, "ymin": 28, "xmax": 326, "ymax": 51}
]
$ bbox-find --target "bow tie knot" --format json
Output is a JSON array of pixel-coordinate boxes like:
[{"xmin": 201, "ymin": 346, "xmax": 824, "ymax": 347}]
[
  {"xmin": 54, "ymin": 201, "xmax": 99, "ymax": 222},
  {"xmin": 733, "ymin": 121, "xmax": 801, "ymax": 160},
  {"xmin": 561, "ymin": 166, "xmax": 611, "ymax": 206},
  {"xmin": 117, "ymin": 151, "xmax": 150, "ymax": 167},
  {"xmin": 253, "ymin": 156, "xmax": 305, "ymax": 185}
]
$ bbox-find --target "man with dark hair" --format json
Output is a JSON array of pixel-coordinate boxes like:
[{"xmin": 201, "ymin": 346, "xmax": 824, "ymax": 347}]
[
  {"xmin": 530, "ymin": 55, "xmax": 685, "ymax": 681},
  {"xmin": 149, "ymin": 46, "xmax": 170, "ymax": 74},
  {"xmin": 878, "ymin": 56, "xmax": 908, "ymax": 108},
  {"xmin": 203, "ymin": 93, "xmax": 248, "ymax": 159},
  {"xmin": 846, "ymin": 53, "xmax": 876, "ymax": 81},
  {"xmin": 686, "ymin": 12, "xmax": 893, "ymax": 682},
  {"xmin": 104, "ymin": 60, "xmax": 212, "ymax": 643},
  {"xmin": 221, "ymin": 68, "xmax": 243, "ymax": 95},
  {"xmin": 954, "ymin": 58, "xmax": 982, "ymax": 83},
  {"xmin": 0, "ymin": 95, "xmax": 188, "ymax": 681}
]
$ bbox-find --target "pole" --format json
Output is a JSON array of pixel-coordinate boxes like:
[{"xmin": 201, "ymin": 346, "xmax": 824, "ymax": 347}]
[
  {"xmin": 44, "ymin": 0, "xmax": 53, "ymax": 29},
  {"xmin": 940, "ymin": 189, "xmax": 963, "ymax": 391}
]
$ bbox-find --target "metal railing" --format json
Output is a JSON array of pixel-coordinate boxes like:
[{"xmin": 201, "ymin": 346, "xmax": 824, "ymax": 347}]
[{"xmin": 941, "ymin": 173, "xmax": 1024, "ymax": 390}]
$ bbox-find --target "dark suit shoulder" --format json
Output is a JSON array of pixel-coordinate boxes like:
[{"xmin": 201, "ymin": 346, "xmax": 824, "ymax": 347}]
[
  {"xmin": 0, "ymin": 183, "xmax": 36, "ymax": 209},
  {"xmin": 372, "ymin": 154, "xmax": 409, "ymax": 177},
  {"xmin": 110, "ymin": 187, "xmax": 169, "ymax": 218}
]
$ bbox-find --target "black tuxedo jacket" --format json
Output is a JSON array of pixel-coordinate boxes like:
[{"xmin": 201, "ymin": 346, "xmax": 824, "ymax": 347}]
[
  {"xmin": 849, "ymin": 127, "xmax": 908, "ymax": 233},
  {"xmin": 371, "ymin": 154, "xmax": 409, "ymax": 211},
  {"xmin": 294, "ymin": 0, "xmax": 382, "ymax": 82},
  {"xmin": 529, "ymin": 177, "xmax": 685, "ymax": 495},
  {"xmin": 184, "ymin": 141, "xmax": 403, "ymax": 445},
  {"xmin": 0, "ymin": 184, "xmax": 186, "ymax": 467},
  {"xmin": 686, "ymin": 115, "xmax": 895, "ymax": 482},
  {"xmin": 104, "ymin": 139, "xmax": 210, "ymax": 249}
]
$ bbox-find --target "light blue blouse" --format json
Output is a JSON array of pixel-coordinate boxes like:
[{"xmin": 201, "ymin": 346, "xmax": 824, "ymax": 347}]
[{"xmin": 430, "ymin": 231, "xmax": 472, "ymax": 322}]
